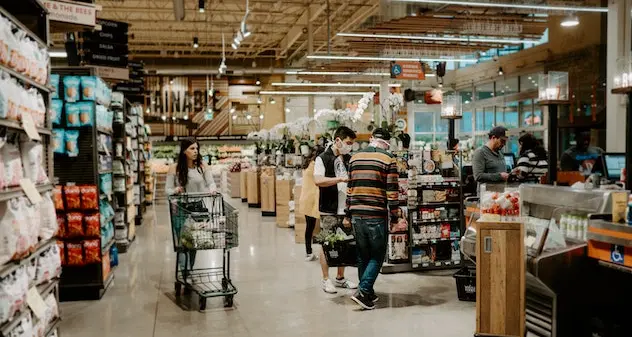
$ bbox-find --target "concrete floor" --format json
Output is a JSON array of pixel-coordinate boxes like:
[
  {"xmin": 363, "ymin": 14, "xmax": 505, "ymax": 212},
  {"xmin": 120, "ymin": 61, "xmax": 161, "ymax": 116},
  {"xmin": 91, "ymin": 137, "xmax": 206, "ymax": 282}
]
[{"xmin": 59, "ymin": 198, "xmax": 475, "ymax": 337}]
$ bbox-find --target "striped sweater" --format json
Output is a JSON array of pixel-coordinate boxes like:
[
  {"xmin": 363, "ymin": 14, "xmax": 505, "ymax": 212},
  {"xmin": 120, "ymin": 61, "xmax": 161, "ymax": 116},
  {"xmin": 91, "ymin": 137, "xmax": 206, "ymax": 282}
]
[{"xmin": 345, "ymin": 147, "xmax": 400, "ymax": 218}]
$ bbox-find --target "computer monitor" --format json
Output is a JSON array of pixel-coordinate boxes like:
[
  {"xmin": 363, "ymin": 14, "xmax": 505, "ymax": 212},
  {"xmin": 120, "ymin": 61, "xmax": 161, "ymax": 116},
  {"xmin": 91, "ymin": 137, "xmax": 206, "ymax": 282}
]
[
  {"xmin": 504, "ymin": 153, "xmax": 516, "ymax": 172},
  {"xmin": 603, "ymin": 153, "xmax": 625, "ymax": 181}
]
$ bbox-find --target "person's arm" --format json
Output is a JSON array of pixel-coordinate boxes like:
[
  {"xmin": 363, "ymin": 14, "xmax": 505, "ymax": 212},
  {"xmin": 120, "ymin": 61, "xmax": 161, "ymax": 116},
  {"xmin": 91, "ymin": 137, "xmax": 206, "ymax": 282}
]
[
  {"xmin": 165, "ymin": 165, "xmax": 181, "ymax": 195},
  {"xmin": 313, "ymin": 157, "xmax": 343, "ymax": 187},
  {"xmin": 472, "ymin": 149, "xmax": 503, "ymax": 183},
  {"xmin": 387, "ymin": 155, "xmax": 400, "ymax": 219},
  {"xmin": 201, "ymin": 163, "xmax": 217, "ymax": 192},
  {"xmin": 345, "ymin": 157, "xmax": 355, "ymax": 217}
]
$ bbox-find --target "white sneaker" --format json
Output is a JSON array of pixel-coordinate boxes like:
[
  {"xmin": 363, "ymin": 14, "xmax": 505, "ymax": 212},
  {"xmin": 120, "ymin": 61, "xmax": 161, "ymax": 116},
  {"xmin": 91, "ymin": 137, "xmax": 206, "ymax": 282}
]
[
  {"xmin": 305, "ymin": 254, "xmax": 317, "ymax": 262},
  {"xmin": 322, "ymin": 279, "xmax": 337, "ymax": 294},
  {"xmin": 335, "ymin": 278, "xmax": 358, "ymax": 289}
]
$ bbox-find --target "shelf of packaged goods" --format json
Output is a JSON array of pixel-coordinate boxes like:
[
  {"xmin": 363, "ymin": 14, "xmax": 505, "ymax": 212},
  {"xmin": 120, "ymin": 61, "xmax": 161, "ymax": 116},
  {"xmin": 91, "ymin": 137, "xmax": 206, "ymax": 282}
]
[
  {"xmin": 414, "ymin": 218, "xmax": 461, "ymax": 225},
  {"xmin": 0, "ymin": 6, "xmax": 47, "ymax": 50},
  {"xmin": 0, "ymin": 278, "xmax": 60, "ymax": 336},
  {"xmin": 0, "ymin": 183, "xmax": 53, "ymax": 203},
  {"xmin": 418, "ymin": 201, "xmax": 461, "ymax": 207},
  {"xmin": 412, "ymin": 237, "xmax": 460, "ymax": 246},
  {"xmin": 411, "ymin": 260, "xmax": 461, "ymax": 270},
  {"xmin": 97, "ymin": 128, "xmax": 113, "ymax": 136},
  {"xmin": 415, "ymin": 181, "xmax": 460, "ymax": 188},
  {"xmin": 0, "ymin": 118, "xmax": 52, "ymax": 136},
  {"xmin": 99, "ymin": 170, "xmax": 113, "ymax": 175}
]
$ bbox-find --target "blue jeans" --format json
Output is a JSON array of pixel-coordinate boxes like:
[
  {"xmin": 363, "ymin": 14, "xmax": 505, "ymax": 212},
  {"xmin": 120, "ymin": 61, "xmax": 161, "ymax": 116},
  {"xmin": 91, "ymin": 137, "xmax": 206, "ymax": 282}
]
[{"xmin": 352, "ymin": 216, "xmax": 387, "ymax": 295}]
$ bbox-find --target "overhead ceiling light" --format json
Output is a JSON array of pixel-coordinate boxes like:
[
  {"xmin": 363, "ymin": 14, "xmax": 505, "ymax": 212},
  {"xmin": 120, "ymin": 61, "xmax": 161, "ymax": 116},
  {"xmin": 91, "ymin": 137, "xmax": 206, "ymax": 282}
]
[
  {"xmin": 169, "ymin": 79, "xmax": 174, "ymax": 84},
  {"xmin": 255, "ymin": 78, "xmax": 261, "ymax": 85},
  {"xmin": 246, "ymin": 114, "xmax": 252, "ymax": 120},
  {"xmin": 257, "ymin": 97, "xmax": 262, "ymax": 104},
  {"xmin": 183, "ymin": 115, "xmax": 189, "ymax": 120},
  {"xmin": 260, "ymin": 91, "xmax": 368, "ymax": 96},
  {"xmin": 232, "ymin": 115, "xmax": 237, "ymax": 120},
  {"xmin": 231, "ymin": 42, "xmax": 238, "ymax": 50},
  {"xmin": 270, "ymin": 97, "xmax": 276, "ymax": 104},
  {"xmin": 498, "ymin": 67, "xmax": 504, "ymax": 76},
  {"xmin": 193, "ymin": 37, "xmax": 199, "ymax": 48},
  {"xmin": 306, "ymin": 55, "xmax": 477, "ymax": 63},
  {"xmin": 198, "ymin": 0, "xmax": 205, "ymax": 12},
  {"xmin": 285, "ymin": 70, "xmax": 391, "ymax": 76},
  {"xmin": 285, "ymin": 107, "xmax": 291, "ymax": 113},
  {"xmin": 161, "ymin": 115, "xmax": 167, "ymax": 121},
  {"xmin": 336, "ymin": 32, "xmax": 539, "ymax": 45},
  {"xmin": 561, "ymin": 14, "xmax": 580, "ymax": 27},
  {"xmin": 389, "ymin": 0, "xmax": 607, "ymax": 13},
  {"xmin": 259, "ymin": 114, "xmax": 264, "ymax": 119},
  {"xmin": 241, "ymin": 21, "xmax": 251, "ymax": 38},
  {"xmin": 49, "ymin": 51, "xmax": 67, "ymax": 58},
  {"xmin": 230, "ymin": 107, "xmax": 236, "ymax": 113},
  {"xmin": 271, "ymin": 82, "xmax": 401, "ymax": 87}
]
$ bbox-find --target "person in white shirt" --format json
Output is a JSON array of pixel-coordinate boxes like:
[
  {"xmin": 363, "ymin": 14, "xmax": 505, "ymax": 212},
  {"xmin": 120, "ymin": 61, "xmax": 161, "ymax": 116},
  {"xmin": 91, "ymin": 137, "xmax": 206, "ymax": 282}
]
[{"xmin": 313, "ymin": 126, "xmax": 358, "ymax": 294}]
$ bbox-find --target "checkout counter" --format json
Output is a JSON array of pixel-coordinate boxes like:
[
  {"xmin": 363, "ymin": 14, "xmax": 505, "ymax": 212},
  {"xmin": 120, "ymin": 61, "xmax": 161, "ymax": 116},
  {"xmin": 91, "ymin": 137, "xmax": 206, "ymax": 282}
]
[{"xmin": 462, "ymin": 184, "xmax": 627, "ymax": 337}]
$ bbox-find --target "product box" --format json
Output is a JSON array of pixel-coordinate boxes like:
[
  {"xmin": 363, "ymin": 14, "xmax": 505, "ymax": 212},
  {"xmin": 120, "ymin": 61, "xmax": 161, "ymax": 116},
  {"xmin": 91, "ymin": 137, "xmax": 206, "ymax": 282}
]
[
  {"xmin": 229, "ymin": 172, "xmax": 240, "ymax": 198},
  {"xmin": 240, "ymin": 170, "xmax": 248, "ymax": 201},
  {"xmin": 260, "ymin": 169, "xmax": 276, "ymax": 214},
  {"xmin": 247, "ymin": 170, "xmax": 260, "ymax": 206}
]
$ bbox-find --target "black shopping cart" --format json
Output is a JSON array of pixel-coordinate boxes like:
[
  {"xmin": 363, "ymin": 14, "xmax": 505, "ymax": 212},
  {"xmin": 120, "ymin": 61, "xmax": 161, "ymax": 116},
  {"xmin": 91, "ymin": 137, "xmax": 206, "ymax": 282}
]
[{"xmin": 168, "ymin": 192, "xmax": 239, "ymax": 310}]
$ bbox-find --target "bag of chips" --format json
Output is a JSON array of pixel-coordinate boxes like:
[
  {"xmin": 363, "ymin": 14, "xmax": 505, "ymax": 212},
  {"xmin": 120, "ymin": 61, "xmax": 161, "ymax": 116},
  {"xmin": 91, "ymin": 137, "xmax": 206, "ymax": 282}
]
[
  {"xmin": 80, "ymin": 76, "xmax": 97, "ymax": 101},
  {"xmin": 64, "ymin": 185, "xmax": 81, "ymax": 209},
  {"xmin": 55, "ymin": 214, "xmax": 66, "ymax": 238},
  {"xmin": 50, "ymin": 99, "xmax": 63, "ymax": 125},
  {"xmin": 52, "ymin": 129, "xmax": 65, "ymax": 154},
  {"xmin": 83, "ymin": 240, "xmax": 100, "ymax": 264},
  {"xmin": 84, "ymin": 213, "xmax": 100, "ymax": 237},
  {"xmin": 2, "ymin": 142, "xmax": 23, "ymax": 187},
  {"xmin": 65, "ymin": 102, "xmax": 80, "ymax": 127},
  {"xmin": 66, "ymin": 243, "xmax": 83, "ymax": 266},
  {"xmin": 50, "ymin": 74, "xmax": 60, "ymax": 99},
  {"xmin": 65, "ymin": 212, "xmax": 83, "ymax": 238},
  {"xmin": 80, "ymin": 185, "xmax": 98, "ymax": 210},
  {"xmin": 65, "ymin": 129, "xmax": 80, "ymax": 157},
  {"xmin": 20, "ymin": 140, "xmax": 47, "ymax": 184},
  {"xmin": 77, "ymin": 101, "xmax": 94, "ymax": 126},
  {"xmin": 39, "ymin": 192, "xmax": 58, "ymax": 241},
  {"xmin": 63, "ymin": 76, "xmax": 80, "ymax": 102}
]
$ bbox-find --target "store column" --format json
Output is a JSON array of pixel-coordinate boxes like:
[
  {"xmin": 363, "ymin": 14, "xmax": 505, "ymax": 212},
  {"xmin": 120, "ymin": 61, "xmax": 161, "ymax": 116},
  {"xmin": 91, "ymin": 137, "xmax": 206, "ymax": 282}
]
[{"xmin": 606, "ymin": 0, "xmax": 631, "ymax": 152}]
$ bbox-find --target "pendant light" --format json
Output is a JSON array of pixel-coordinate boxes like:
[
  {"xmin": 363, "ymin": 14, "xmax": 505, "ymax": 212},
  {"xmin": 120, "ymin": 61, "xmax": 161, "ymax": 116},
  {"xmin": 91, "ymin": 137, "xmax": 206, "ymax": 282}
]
[{"xmin": 561, "ymin": 14, "xmax": 579, "ymax": 27}]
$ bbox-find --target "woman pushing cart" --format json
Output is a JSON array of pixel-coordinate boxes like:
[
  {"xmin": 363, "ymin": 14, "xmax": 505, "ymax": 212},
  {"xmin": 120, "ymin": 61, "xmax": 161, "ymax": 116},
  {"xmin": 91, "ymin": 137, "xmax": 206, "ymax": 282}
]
[{"xmin": 166, "ymin": 139, "xmax": 239, "ymax": 310}]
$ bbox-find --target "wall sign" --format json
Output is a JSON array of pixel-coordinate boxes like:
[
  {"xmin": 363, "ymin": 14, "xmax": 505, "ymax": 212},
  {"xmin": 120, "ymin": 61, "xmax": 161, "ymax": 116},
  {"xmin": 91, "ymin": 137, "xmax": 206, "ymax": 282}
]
[
  {"xmin": 390, "ymin": 61, "xmax": 426, "ymax": 80},
  {"xmin": 42, "ymin": 0, "xmax": 97, "ymax": 27}
]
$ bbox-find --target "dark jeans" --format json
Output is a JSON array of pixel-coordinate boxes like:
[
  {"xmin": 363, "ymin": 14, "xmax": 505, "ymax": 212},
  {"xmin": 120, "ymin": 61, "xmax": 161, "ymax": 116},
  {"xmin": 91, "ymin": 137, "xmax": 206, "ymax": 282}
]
[
  {"xmin": 352, "ymin": 216, "xmax": 387, "ymax": 295},
  {"xmin": 305, "ymin": 216, "xmax": 317, "ymax": 255}
]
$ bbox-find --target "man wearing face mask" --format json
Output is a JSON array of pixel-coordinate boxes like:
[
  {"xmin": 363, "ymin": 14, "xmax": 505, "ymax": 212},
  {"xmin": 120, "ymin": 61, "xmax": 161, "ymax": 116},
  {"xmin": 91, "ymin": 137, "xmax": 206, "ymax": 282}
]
[
  {"xmin": 346, "ymin": 128, "xmax": 399, "ymax": 310},
  {"xmin": 472, "ymin": 126, "xmax": 510, "ymax": 183},
  {"xmin": 313, "ymin": 126, "xmax": 358, "ymax": 294}
]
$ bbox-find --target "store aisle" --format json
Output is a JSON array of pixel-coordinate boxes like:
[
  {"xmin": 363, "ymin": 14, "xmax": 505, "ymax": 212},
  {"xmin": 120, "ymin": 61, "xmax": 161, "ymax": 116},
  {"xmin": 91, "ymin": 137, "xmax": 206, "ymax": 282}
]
[{"xmin": 59, "ymin": 199, "xmax": 475, "ymax": 337}]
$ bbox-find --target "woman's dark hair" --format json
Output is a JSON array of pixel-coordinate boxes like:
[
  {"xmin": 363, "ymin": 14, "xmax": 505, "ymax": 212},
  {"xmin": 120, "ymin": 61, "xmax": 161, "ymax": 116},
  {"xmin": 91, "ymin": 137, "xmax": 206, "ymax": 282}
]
[
  {"xmin": 519, "ymin": 133, "xmax": 547, "ymax": 160},
  {"xmin": 176, "ymin": 138, "xmax": 203, "ymax": 188},
  {"xmin": 302, "ymin": 144, "xmax": 325, "ymax": 169}
]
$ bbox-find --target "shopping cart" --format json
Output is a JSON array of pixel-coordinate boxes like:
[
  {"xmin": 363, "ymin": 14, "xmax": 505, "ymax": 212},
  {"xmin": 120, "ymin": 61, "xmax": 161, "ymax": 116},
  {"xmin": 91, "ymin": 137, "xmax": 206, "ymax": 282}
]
[{"xmin": 168, "ymin": 192, "xmax": 239, "ymax": 310}]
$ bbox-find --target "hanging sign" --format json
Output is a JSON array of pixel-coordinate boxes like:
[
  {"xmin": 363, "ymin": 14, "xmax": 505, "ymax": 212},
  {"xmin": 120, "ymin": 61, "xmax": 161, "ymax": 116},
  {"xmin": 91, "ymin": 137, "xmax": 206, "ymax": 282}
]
[
  {"xmin": 390, "ymin": 61, "xmax": 425, "ymax": 80},
  {"xmin": 93, "ymin": 66, "xmax": 130, "ymax": 81},
  {"xmin": 80, "ymin": 41, "xmax": 129, "ymax": 56},
  {"xmin": 42, "ymin": 0, "xmax": 98, "ymax": 27},
  {"xmin": 82, "ymin": 52, "xmax": 128, "ymax": 68},
  {"xmin": 80, "ymin": 30, "xmax": 128, "ymax": 44}
]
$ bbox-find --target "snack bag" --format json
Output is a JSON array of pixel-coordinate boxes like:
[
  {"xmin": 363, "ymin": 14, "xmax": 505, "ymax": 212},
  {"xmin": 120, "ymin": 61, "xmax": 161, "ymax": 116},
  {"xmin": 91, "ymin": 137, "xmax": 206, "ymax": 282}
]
[
  {"xmin": 39, "ymin": 192, "xmax": 58, "ymax": 241},
  {"xmin": 83, "ymin": 240, "xmax": 100, "ymax": 264},
  {"xmin": 56, "ymin": 241, "xmax": 65, "ymax": 266},
  {"xmin": 84, "ymin": 213, "xmax": 100, "ymax": 237},
  {"xmin": 65, "ymin": 102, "xmax": 81, "ymax": 127},
  {"xmin": 0, "ymin": 199, "xmax": 17, "ymax": 265},
  {"xmin": 50, "ymin": 74, "xmax": 60, "ymax": 99},
  {"xmin": 66, "ymin": 243, "xmax": 83, "ymax": 266},
  {"xmin": 52, "ymin": 129, "xmax": 65, "ymax": 154},
  {"xmin": 77, "ymin": 101, "xmax": 94, "ymax": 126},
  {"xmin": 7, "ymin": 198, "xmax": 28, "ymax": 258},
  {"xmin": 65, "ymin": 129, "xmax": 80, "ymax": 157},
  {"xmin": 80, "ymin": 185, "xmax": 98, "ymax": 210},
  {"xmin": 6, "ymin": 79, "xmax": 19, "ymax": 120},
  {"xmin": 80, "ymin": 76, "xmax": 97, "ymax": 101},
  {"xmin": 24, "ymin": 200, "xmax": 39, "ymax": 252},
  {"xmin": 66, "ymin": 212, "xmax": 83, "ymax": 238},
  {"xmin": 55, "ymin": 214, "xmax": 66, "ymax": 238},
  {"xmin": 50, "ymin": 99, "xmax": 63, "ymax": 126},
  {"xmin": 20, "ymin": 141, "xmax": 47, "ymax": 184},
  {"xmin": 2, "ymin": 142, "xmax": 23, "ymax": 187},
  {"xmin": 52, "ymin": 186, "xmax": 63, "ymax": 210},
  {"xmin": 63, "ymin": 76, "xmax": 80, "ymax": 102},
  {"xmin": 0, "ymin": 75, "xmax": 9, "ymax": 119},
  {"xmin": 63, "ymin": 185, "xmax": 81, "ymax": 209},
  {"xmin": 0, "ymin": 17, "xmax": 9, "ymax": 65}
]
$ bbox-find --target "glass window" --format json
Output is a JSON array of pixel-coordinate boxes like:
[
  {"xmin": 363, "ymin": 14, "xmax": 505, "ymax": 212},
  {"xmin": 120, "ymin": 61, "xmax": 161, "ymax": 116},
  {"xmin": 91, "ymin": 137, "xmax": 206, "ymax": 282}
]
[
  {"xmin": 460, "ymin": 111, "xmax": 473, "ymax": 133},
  {"xmin": 459, "ymin": 90, "xmax": 473, "ymax": 104},
  {"xmin": 497, "ymin": 77, "xmax": 519, "ymax": 96},
  {"xmin": 476, "ymin": 109, "xmax": 485, "ymax": 130},
  {"xmin": 520, "ymin": 74, "xmax": 540, "ymax": 92},
  {"xmin": 484, "ymin": 107, "xmax": 495, "ymax": 129},
  {"xmin": 476, "ymin": 82, "xmax": 495, "ymax": 100},
  {"xmin": 436, "ymin": 117, "xmax": 449, "ymax": 133},
  {"xmin": 414, "ymin": 134, "xmax": 434, "ymax": 143},
  {"xmin": 414, "ymin": 112, "xmax": 434, "ymax": 132}
]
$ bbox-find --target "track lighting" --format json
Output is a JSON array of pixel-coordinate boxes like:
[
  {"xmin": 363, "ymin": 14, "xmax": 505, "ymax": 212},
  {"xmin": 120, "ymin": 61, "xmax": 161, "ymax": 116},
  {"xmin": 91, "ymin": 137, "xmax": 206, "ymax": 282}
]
[
  {"xmin": 232, "ymin": 115, "xmax": 237, "ymax": 120},
  {"xmin": 230, "ymin": 107, "xmax": 236, "ymax": 113},
  {"xmin": 270, "ymin": 97, "xmax": 276, "ymax": 104},
  {"xmin": 241, "ymin": 21, "xmax": 251, "ymax": 38},
  {"xmin": 259, "ymin": 114, "xmax": 264, "ymax": 119},
  {"xmin": 198, "ymin": 0, "xmax": 205, "ymax": 13},
  {"xmin": 193, "ymin": 37, "xmax": 199, "ymax": 48},
  {"xmin": 255, "ymin": 78, "xmax": 261, "ymax": 86},
  {"xmin": 561, "ymin": 14, "xmax": 579, "ymax": 27},
  {"xmin": 169, "ymin": 79, "xmax": 174, "ymax": 84},
  {"xmin": 161, "ymin": 115, "xmax": 167, "ymax": 121},
  {"xmin": 246, "ymin": 115, "xmax": 252, "ymax": 120},
  {"xmin": 231, "ymin": 42, "xmax": 238, "ymax": 50},
  {"xmin": 498, "ymin": 67, "xmax": 504, "ymax": 76},
  {"xmin": 183, "ymin": 115, "xmax": 189, "ymax": 120},
  {"xmin": 257, "ymin": 97, "xmax": 262, "ymax": 104}
]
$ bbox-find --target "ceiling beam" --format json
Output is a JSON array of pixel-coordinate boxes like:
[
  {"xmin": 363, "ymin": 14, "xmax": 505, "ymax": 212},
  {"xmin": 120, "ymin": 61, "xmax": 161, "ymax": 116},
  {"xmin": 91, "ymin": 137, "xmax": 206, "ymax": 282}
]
[
  {"xmin": 277, "ymin": 3, "xmax": 326, "ymax": 59},
  {"xmin": 313, "ymin": 3, "xmax": 379, "ymax": 54}
]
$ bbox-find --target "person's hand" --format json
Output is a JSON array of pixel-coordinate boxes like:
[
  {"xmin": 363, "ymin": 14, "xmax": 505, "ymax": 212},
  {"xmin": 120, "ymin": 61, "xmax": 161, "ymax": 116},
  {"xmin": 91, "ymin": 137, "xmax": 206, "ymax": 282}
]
[
  {"xmin": 500, "ymin": 172, "xmax": 509, "ymax": 181},
  {"xmin": 342, "ymin": 217, "xmax": 351, "ymax": 228},
  {"xmin": 174, "ymin": 186, "xmax": 184, "ymax": 194},
  {"xmin": 338, "ymin": 177, "xmax": 348, "ymax": 183}
]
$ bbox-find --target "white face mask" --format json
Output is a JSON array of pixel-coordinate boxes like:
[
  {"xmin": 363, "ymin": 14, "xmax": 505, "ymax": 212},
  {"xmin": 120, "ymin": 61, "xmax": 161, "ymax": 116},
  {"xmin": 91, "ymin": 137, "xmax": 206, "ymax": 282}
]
[{"xmin": 336, "ymin": 139, "xmax": 353, "ymax": 155}]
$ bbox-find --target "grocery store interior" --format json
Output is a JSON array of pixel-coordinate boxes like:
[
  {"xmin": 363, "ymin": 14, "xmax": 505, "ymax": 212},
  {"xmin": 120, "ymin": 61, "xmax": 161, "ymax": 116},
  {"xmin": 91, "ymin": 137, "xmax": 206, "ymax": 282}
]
[{"xmin": 4, "ymin": 0, "xmax": 632, "ymax": 336}]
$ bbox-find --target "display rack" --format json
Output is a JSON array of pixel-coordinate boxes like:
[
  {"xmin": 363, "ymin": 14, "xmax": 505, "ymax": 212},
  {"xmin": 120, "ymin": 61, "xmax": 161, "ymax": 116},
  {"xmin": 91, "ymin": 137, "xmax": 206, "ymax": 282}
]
[
  {"xmin": 382, "ymin": 149, "xmax": 465, "ymax": 274},
  {"xmin": 0, "ymin": 4, "xmax": 63, "ymax": 336},
  {"xmin": 52, "ymin": 67, "xmax": 116, "ymax": 300},
  {"xmin": 133, "ymin": 105, "xmax": 146, "ymax": 227},
  {"xmin": 112, "ymin": 98, "xmax": 135, "ymax": 253}
]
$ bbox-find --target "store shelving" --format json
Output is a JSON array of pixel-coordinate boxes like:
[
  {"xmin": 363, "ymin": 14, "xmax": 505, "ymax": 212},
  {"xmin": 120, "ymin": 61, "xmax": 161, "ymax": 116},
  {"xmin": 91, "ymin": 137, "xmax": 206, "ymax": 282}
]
[{"xmin": 113, "ymin": 99, "xmax": 135, "ymax": 253}]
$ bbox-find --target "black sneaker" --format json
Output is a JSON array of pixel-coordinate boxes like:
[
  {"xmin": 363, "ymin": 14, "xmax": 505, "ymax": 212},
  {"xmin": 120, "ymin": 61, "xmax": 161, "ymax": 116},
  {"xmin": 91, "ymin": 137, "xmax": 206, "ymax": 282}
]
[
  {"xmin": 351, "ymin": 291, "xmax": 376, "ymax": 310},
  {"xmin": 369, "ymin": 293, "xmax": 379, "ymax": 303}
]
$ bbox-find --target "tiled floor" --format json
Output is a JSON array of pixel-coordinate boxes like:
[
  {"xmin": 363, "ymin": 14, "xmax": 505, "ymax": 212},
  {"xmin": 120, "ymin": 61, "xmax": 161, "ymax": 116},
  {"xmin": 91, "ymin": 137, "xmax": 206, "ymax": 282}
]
[{"xmin": 59, "ymin": 198, "xmax": 475, "ymax": 337}]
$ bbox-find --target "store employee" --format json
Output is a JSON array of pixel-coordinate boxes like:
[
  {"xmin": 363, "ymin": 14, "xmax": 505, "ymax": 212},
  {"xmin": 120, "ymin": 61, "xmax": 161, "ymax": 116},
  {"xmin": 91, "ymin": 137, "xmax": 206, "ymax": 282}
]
[{"xmin": 472, "ymin": 126, "xmax": 510, "ymax": 183}]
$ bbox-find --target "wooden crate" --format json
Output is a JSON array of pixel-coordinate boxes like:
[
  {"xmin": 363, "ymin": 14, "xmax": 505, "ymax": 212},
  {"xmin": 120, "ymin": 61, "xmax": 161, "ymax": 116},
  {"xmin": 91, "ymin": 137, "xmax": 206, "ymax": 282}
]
[
  {"xmin": 240, "ymin": 170, "xmax": 248, "ymax": 201},
  {"xmin": 247, "ymin": 170, "xmax": 260, "ymax": 207},
  {"xmin": 229, "ymin": 172, "xmax": 241, "ymax": 198},
  {"xmin": 260, "ymin": 169, "xmax": 276, "ymax": 216},
  {"xmin": 476, "ymin": 221, "xmax": 525, "ymax": 337}
]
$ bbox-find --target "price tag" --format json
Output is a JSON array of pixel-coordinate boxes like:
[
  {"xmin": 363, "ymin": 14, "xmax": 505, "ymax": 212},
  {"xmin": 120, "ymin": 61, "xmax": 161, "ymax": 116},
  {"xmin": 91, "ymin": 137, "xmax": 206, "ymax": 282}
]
[
  {"xmin": 27, "ymin": 287, "xmax": 47, "ymax": 319},
  {"xmin": 21, "ymin": 113, "xmax": 41, "ymax": 141},
  {"xmin": 20, "ymin": 178, "xmax": 43, "ymax": 204}
]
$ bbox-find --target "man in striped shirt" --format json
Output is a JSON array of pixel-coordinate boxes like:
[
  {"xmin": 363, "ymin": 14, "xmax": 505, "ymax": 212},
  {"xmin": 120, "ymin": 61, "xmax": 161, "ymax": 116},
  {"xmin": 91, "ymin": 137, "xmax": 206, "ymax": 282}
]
[{"xmin": 346, "ymin": 128, "xmax": 400, "ymax": 310}]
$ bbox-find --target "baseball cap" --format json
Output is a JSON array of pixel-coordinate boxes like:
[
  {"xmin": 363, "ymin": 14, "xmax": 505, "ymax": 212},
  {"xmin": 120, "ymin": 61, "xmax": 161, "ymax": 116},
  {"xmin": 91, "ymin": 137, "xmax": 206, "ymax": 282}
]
[
  {"xmin": 372, "ymin": 128, "xmax": 391, "ymax": 141},
  {"xmin": 489, "ymin": 126, "xmax": 508, "ymax": 139}
]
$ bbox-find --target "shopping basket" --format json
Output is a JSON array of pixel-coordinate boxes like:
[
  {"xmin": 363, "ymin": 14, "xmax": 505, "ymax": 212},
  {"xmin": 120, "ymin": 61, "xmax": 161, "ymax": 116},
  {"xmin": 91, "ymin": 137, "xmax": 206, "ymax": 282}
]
[{"xmin": 168, "ymin": 192, "xmax": 239, "ymax": 310}]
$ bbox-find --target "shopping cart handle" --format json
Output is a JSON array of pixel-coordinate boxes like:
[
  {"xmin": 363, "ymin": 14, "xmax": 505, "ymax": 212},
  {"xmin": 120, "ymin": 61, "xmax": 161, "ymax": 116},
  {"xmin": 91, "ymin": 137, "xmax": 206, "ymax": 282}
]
[{"xmin": 168, "ymin": 191, "xmax": 221, "ymax": 199}]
